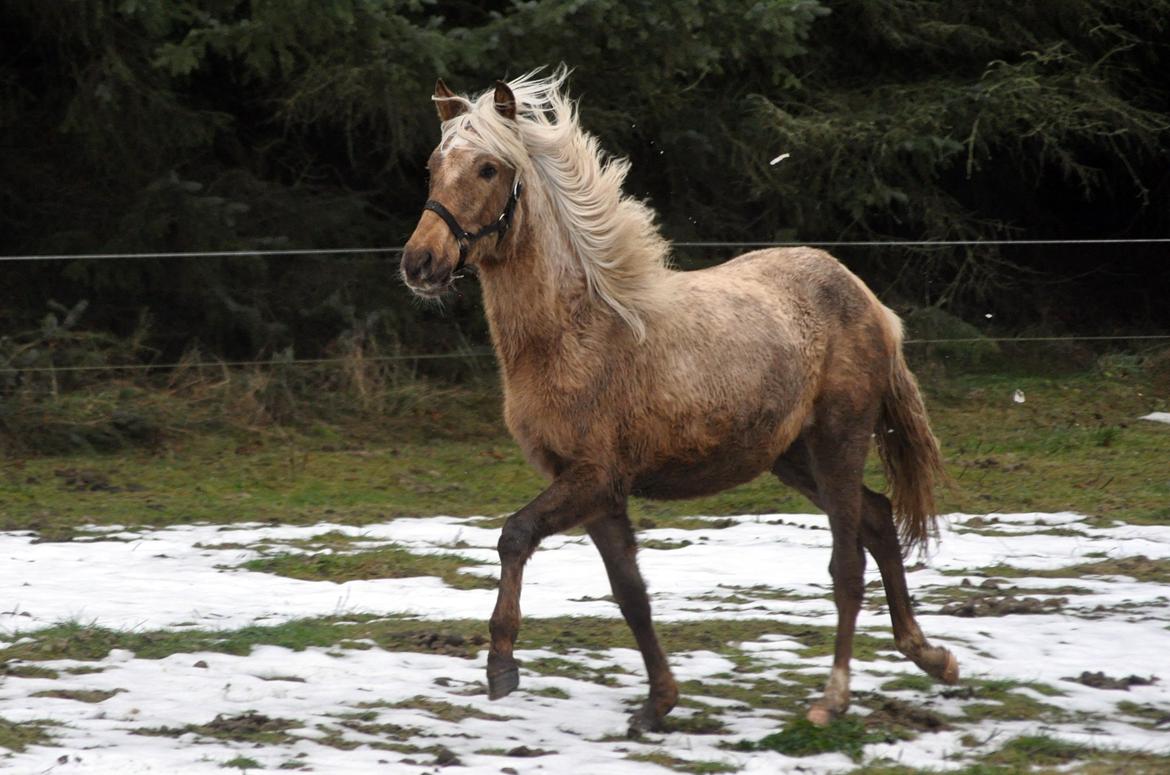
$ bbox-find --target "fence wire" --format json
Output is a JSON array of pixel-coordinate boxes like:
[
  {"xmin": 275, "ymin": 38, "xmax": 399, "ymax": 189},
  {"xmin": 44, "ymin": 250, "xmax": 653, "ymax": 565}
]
[
  {"xmin": 3, "ymin": 236, "xmax": 1166, "ymax": 375},
  {"xmin": 4, "ymin": 335, "xmax": 1170, "ymax": 375},
  {"xmin": 2, "ymin": 237, "xmax": 1169, "ymax": 262}
]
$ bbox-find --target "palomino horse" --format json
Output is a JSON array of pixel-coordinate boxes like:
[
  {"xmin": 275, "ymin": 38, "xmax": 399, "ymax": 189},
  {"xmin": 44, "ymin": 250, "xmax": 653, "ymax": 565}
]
[{"xmin": 401, "ymin": 70, "xmax": 958, "ymax": 733}]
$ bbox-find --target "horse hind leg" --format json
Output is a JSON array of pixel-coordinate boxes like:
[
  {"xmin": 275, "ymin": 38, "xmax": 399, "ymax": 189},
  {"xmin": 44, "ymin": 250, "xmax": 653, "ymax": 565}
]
[
  {"xmin": 774, "ymin": 432, "xmax": 867, "ymax": 726},
  {"xmin": 586, "ymin": 513, "xmax": 678, "ymax": 736},
  {"xmin": 775, "ymin": 441, "xmax": 959, "ymax": 722},
  {"xmin": 861, "ymin": 488, "xmax": 959, "ymax": 684}
]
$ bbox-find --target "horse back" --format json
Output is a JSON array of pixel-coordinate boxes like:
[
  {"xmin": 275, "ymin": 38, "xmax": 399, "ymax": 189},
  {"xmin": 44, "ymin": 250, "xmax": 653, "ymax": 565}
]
[{"xmin": 503, "ymin": 247, "xmax": 898, "ymax": 496}]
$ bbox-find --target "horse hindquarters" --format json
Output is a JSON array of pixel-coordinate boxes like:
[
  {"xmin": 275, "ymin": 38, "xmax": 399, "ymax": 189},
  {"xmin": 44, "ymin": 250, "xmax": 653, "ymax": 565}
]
[{"xmin": 772, "ymin": 348, "xmax": 957, "ymax": 724}]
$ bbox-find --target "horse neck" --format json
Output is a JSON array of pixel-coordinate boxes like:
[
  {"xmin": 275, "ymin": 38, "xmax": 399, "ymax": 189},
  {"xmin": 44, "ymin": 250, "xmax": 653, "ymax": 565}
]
[{"xmin": 478, "ymin": 195, "xmax": 597, "ymax": 375}]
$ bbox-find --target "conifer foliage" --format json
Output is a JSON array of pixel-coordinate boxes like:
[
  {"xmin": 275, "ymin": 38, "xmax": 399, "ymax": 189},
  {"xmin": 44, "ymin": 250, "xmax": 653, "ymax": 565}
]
[{"xmin": 1, "ymin": 1, "xmax": 1167, "ymax": 359}]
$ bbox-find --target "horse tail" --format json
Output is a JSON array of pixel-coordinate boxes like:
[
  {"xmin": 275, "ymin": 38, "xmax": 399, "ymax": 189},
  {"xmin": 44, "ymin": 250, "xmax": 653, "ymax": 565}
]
[{"xmin": 875, "ymin": 310, "xmax": 946, "ymax": 552}]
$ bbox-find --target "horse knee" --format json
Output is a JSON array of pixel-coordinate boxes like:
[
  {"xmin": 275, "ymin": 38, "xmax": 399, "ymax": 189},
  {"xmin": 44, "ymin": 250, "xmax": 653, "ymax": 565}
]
[{"xmin": 497, "ymin": 521, "xmax": 534, "ymax": 563}]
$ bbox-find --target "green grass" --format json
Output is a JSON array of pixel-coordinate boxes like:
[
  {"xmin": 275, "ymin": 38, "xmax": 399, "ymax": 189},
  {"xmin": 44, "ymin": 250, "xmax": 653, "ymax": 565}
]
[
  {"xmin": 627, "ymin": 751, "xmax": 740, "ymax": 773},
  {"xmin": 222, "ymin": 755, "xmax": 263, "ymax": 771},
  {"xmin": 526, "ymin": 685, "xmax": 571, "ymax": 699},
  {"xmin": 135, "ymin": 711, "xmax": 301, "ymax": 745},
  {"xmin": 525, "ymin": 656, "xmax": 628, "ymax": 686},
  {"xmin": 878, "ymin": 674, "xmax": 935, "ymax": 693},
  {"xmin": 2, "ymin": 366, "xmax": 1167, "ymax": 770},
  {"xmin": 0, "ymin": 437, "xmax": 544, "ymax": 532},
  {"xmin": 982, "ymin": 734, "xmax": 1088, "ymax": 767},
  {"xmin": 241, "ymin": 544, "xmax": 496, "ymax": 590},
  {"xmin": 947, "ymin": 679, "xmax": 1069, "ymax": 723},
  {"xmin": 927, "ymin": 373, "xmax": 1170, "ymax": 525},
  {"xmin": 30, "ymin": 688, "xmax": 123, "ymax": 703},
  {"xmin": 1116, "ymin": 700, "xmax": 1170, "ymax": 728},
  {"xmin": 732, "ymin": 717, "xmax": 882, "ymax": 761},
  {"xmin": 0, "ymin": 616, "xmax": 889, "ymax": 667},
  {"xmin": 370, "ymin": 696, "xmax": 514, "ymax": 722},
  {"xmin": 3, "ymin": 371, "xmax": 1167, "ymax": 536},
  {"xmin": 334, "ymin": 718, "xmax": 421, "ymax": 741},
  {"xmin": 2, "ymin": 663, "xmax": 60, "ymax": 679},
  {"xmin": 0, "ymin": 717, "xmax": 55, "ymax": 753},
  {"xmin": 854, "ymin": 744, "xmax": 1170, "ymax": 775},
  {"xmin": 678, "ymin": 678, "xmax": 793, "ymax": 712},
  {"xmin": 660, "ymin": 710, "xmax": 731, "ymax": 735},
  {"xmin": 948, "ymin": 556, "xmax": 1170, "ymax": 585}
]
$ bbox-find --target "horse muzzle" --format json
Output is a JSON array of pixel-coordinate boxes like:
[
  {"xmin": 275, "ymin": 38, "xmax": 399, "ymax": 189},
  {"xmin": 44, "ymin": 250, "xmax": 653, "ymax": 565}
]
[{"xmin": 400, "ymin": 245, "xmax": 457, "ymax": 298}]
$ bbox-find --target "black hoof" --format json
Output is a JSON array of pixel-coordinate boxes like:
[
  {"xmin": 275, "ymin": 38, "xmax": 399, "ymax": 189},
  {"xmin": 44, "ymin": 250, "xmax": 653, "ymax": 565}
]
[
  {"xmin": 487, "ymin": 662, "xmax": 520, "ymax": 700},
  {"xmin": 626, "ymin": 704, "xmax": 666, "ymax": 738}
]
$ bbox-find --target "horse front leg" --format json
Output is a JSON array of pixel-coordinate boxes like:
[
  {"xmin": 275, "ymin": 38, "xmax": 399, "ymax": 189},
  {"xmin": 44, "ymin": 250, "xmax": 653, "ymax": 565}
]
[
  {"xmin": 587, "ymin": 511, "xmax": 678, "ymax": 736},
  {"xmin": 487, "ymin": 467, "xmax": 614, "ymax": 699}
]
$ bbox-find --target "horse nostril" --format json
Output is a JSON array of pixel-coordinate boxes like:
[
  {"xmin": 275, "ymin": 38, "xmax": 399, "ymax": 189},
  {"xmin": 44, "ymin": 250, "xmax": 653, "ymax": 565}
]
[{"xmin": 402, "ymin": 248, "xmax": 436, "ymax": 284}]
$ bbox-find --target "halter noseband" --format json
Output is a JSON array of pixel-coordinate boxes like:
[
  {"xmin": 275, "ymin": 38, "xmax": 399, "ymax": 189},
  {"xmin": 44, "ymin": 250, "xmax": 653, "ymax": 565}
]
[{"xmin": 423, "ymin": 177, "xmax": 523, "ymax": 275}]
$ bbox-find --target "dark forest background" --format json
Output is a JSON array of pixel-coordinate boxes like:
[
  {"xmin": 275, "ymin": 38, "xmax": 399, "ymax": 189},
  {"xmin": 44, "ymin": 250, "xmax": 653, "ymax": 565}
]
[{"xmin": 2, "ymin": 0, "xmax": 1169, "ymax": 375}]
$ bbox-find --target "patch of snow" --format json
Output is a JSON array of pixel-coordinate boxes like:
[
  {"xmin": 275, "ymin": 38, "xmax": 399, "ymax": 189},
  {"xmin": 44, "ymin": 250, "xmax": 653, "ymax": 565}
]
[{"xmin": 2, "ymin": 512, "xmax": 1170, "ymax": 772}]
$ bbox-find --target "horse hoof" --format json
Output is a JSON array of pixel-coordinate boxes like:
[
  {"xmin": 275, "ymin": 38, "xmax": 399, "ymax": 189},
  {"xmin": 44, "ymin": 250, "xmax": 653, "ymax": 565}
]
[
  {"xmin": 919, "ymin": 647, "xmax": 960, "ymax": 685},
  {"xmin": 626, "ymin": 706, "xmax": 665, "ymax": 738},
  {"xmin": 486, "ymin": 664, "xmax": 520, "ymax": 700},
  {"xmin": 940, "ymin": 650, "xmax": 960, "ymax": 684},
  {"xmin": 806, "ymin": 703, "xmax": 835, "ymax": 727}
]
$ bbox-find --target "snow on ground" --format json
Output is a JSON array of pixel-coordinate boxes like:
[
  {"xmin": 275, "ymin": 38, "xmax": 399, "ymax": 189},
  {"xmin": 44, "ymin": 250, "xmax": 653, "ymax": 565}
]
[{"xmin": 2, "ymin": 512, "xmax": 1170, "ymax": 773}]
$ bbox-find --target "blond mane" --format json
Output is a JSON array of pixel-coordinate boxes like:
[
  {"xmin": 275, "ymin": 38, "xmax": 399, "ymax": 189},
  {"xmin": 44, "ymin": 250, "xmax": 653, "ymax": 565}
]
[{"xmin": 437, "ymin": 68, "xmax": 672, "ymax": 340}]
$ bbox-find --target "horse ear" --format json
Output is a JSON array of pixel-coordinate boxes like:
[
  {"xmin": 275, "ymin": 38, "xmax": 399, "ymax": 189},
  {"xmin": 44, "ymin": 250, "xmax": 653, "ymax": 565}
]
[
  {"xmin": 494, "ymin": 80, "xmax": 516, "ymax": 121},
  {"xmin": 434, "ymin": 79, "xmax": 466, "ymax": 123}
]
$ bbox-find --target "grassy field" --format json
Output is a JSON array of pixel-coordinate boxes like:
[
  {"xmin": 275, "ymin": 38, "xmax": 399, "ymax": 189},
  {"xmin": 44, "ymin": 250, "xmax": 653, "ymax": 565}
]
[
  {"xmin": 1, "ymin": 511, "xmax": 1168, "ymax": 772},
  {"xmin": 2, "ymin": 367, "xmax": 1167, "ymax": 534},
  {"xmin": 2, "ymin": 362, "xmax": 1169, "ymax": 772}
]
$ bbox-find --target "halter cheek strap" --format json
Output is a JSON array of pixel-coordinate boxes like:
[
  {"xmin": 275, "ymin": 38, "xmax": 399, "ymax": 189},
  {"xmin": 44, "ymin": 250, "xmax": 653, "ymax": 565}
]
[{"xmin": 423, "ymin": 178, "xmax": 523, "ymax": 275}]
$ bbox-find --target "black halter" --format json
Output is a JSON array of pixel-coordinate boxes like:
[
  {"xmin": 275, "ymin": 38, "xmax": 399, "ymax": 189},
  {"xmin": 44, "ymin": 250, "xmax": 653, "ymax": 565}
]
[{"xmin": 423, "ymin": 178, "xmax": 523, "ymax": 275}]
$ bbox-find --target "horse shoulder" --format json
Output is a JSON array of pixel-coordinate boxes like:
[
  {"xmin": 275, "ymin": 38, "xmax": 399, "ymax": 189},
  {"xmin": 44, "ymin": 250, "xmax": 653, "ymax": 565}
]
[{"xmin": 500, "ymin": 338, "xmax": 622, "ymax": 480}]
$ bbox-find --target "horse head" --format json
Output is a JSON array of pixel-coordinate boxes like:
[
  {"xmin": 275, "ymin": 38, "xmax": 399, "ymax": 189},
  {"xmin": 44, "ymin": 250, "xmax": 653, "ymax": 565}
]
[{"xmin": 401, "ymin": 79, "xmax": 522, "ymax": 298}]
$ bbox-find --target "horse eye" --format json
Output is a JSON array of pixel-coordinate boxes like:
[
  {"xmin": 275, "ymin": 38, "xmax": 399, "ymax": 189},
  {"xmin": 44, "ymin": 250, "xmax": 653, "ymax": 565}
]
[{"xmin": 479, "ymin": 164, "xmax": 498, "ymax": 180}]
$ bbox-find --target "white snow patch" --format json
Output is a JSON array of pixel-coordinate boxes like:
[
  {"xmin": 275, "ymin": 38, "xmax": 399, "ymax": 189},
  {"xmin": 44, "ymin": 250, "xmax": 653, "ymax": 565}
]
[{"xmin": 2, "ymin": 512, "xmax": 1170, "ymax": 772}]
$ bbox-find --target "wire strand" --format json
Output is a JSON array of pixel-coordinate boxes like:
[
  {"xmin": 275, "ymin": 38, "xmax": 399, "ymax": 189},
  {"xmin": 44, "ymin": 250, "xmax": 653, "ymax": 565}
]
[
  {"xmin": 3, "ymin": 335, "xmax": 1169, "ymax": 374},
  {"xmin": 0, "ymin": 247, "xmax": 404, "ymax": 262},
  {"xmin": 675, "ymin": 237, "xmax": 1170, "ymax": 249},
  {"xmin": 0, "ymin": 350, "xmax": 494, "ymax": 374},
  {"xmin": 903, "ymin": 334, "xmax": 1170, "ymax": 344},
  {"xmin": 2, "ymin": 237, "xmax": 1169, "ymax": 262}
]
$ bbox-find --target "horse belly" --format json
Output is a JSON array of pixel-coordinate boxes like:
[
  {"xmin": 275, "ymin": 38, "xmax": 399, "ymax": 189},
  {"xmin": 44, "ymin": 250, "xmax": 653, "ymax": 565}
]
[{"xmin": 630, "ymin": 442, "xmax": 777, "ymax": 500}]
